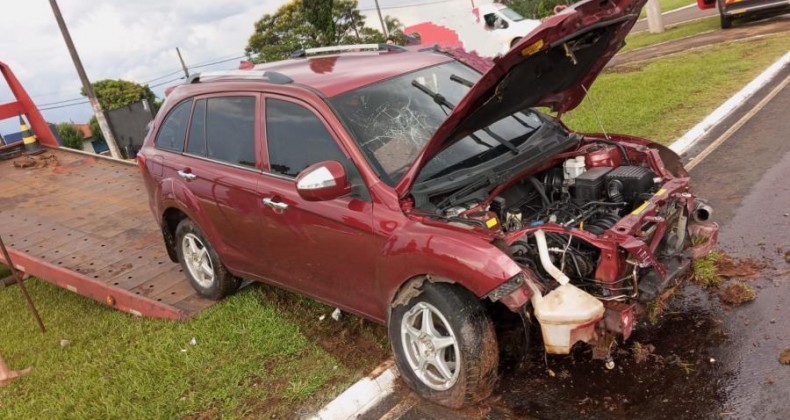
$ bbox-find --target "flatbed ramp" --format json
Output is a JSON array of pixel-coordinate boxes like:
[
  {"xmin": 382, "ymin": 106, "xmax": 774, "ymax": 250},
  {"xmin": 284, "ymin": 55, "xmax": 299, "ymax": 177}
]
[{"xmin": 0, "ymin": 148, "xmax": 216, "ymax": 319}]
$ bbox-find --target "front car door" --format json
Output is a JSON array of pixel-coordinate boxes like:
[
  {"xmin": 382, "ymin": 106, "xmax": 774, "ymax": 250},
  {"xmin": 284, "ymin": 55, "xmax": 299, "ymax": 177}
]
[{"xmin": 255, "ymin": 95, "xmax": 380, "ymax": 316}]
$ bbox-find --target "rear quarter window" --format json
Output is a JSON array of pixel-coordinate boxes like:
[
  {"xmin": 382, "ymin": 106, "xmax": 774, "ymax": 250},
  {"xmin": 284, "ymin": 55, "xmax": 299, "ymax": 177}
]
[{"xmin": 155, "ymin": 100, "xmax": 192, "ymax": 152}]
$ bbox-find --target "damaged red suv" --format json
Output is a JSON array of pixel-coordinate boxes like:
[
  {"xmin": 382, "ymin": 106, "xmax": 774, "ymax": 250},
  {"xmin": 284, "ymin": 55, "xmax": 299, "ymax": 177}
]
[{"xmin": 138, "ymin": 0, "xmax": 717, "ymax": 408}]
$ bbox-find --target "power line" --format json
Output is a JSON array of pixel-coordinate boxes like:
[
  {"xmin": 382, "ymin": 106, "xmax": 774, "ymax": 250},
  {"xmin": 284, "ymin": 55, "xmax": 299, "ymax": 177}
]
[
  {"xmin": 39, "ymin": 100, "xmax": 90, "ymax": 111},
  {"xmin": 36, "ymin": 96, "xmax": 87, "ymax": 107},
  {"xmin": 149, "ymin": 76, "xmax": 185, "ymax": 89}
]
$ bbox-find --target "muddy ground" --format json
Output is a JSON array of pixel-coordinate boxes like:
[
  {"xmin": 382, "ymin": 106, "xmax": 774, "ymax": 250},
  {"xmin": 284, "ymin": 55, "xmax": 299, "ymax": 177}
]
[{"xmin": 361, "ymin": 37, "xmax": 790, "ymax": 420}]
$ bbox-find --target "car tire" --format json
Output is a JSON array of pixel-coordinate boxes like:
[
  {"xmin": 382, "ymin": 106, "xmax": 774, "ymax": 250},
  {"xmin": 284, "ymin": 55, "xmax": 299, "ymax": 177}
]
[
  {"xmin": 389, "ymin": 282, "xmax": 498, "ymax": 408},
  {"xmin": 510, "ymin": 37, "xmax": 522, "ymax": 48},
  {"xmin": 718, "ymin": 1, "xmax": 733, "ymax": 29},
  {"xmin": 175, "ymin": 219, "xmax": 239, "ymax": 300}
]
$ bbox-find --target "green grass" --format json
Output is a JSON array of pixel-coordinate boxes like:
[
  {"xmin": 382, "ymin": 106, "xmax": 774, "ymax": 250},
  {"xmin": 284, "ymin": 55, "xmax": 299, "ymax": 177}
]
[
  {"xmin": 640, "ymin": 0, "xmax": 696, "ymax": 18},
  {"xmin": 562, "ymin": 33, "xmax": 790, "ymax": 144},
  {"xmin": 0, "ymin": 279, "xmax": 368, "ymax": 419},
  {"xmin": 623, "ymin": 16, "xmax": 720, "ymax": 53},
  {"xmin": 690, "ymin": 251, "xmax": 722, "ymax": 287}
]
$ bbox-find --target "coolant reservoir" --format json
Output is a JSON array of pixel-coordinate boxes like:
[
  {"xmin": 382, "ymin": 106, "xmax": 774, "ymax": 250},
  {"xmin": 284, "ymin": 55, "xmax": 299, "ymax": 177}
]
[{"xmin": 533, "ymin": 283, "xmax": 604, "ymax": 354}]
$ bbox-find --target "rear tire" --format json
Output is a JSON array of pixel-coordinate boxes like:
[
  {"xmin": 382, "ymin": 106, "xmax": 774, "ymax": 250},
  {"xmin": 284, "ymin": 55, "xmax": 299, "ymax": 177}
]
[
  {"xmin": 175, "ymin": 219, "xmax": 239, "ymax": 300},
  {"xmin": 389, "ymin": 282, "xmax": 498, "ymax": 408}
]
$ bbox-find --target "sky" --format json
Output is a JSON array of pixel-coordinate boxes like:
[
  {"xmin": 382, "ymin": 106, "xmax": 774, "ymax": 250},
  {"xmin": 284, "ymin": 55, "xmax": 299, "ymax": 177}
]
[{"xmin": 0, "ymin": 0, "xmax": 475, "ymax": 135}]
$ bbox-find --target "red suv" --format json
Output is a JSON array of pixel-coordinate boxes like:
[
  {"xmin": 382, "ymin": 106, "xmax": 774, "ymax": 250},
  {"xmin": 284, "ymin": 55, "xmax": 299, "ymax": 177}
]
[{"xmin": 139, "ymin": 0, "xmax": 718, "ymax": 408}]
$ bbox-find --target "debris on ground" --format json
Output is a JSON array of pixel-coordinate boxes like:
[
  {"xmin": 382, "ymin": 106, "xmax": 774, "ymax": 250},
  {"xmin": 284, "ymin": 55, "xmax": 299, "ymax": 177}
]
[
  {"xmin": 719, "ymin": 281, "xmax": 756, "ymax": 305},
  {"xmin": 60, "ymin": 339, "xmax": 71, "ymax": 348},
  {"xmin": 632, "ymin": 342, "xmax": 657, "ymax": 364},
  {"xmin": 780, "ymin": 349, "xmax": 790, "ymax": 365},
  {"xmin": 0, "ymin": 356, "xmax": 32, "ymax": 387},
  {"xmin": 715, "ymin": 254, "xmax": 764, "ymax": 279},
  {"xmin": 12, "ymin": 153, "xmax": 58, "ymax": 169},
  {"xmin": 785, "ymin": 251, "xmax": 790, "ymax": 264},
  {"xmin": 331, "ymin": 308, "xmax": 342, "ymax": 321},
  {"xmin": 691, "ymin": 252, "xmax": 722, "ymax": 287},
  {"xmin": 647, "ymin": 285, "xmax": 679, "ymax": 324}
]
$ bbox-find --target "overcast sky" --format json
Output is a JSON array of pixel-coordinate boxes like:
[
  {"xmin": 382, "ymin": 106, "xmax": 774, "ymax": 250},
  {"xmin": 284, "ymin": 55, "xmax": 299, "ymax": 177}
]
[{"xmin": 0, "ymin": 0, "xmax": 471, "ymax": 135}]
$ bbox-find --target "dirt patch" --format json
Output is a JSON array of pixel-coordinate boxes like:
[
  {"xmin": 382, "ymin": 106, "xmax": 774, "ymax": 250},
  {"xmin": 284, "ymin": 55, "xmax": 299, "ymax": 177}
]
[
  {"xmin": 715, "ymin": 254, "xmax": 764, "ymax": 279},
  {"xmin": 13, "ymin": 153, "xmax": 58, "ymax": 169},
  {"xmin": 719, "ymin": 281, "xmax": 756, "ymax": 305},
  {"xmin": 632, "ymin": 342, "xmax": 658, "ymax": 364},
  {"xmin": 780, "ymin": 349, "xmax": 790, "ymax": 365},
  {"xmin": 607, "ymin": 62, "xmax": 648, "ymax": 74}
]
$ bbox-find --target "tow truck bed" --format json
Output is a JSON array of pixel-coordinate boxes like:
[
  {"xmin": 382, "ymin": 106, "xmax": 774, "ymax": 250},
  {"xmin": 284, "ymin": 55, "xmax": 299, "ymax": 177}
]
[{"xmin": 0, "ymin": 148, "xmax": 216, "ymax": 319}]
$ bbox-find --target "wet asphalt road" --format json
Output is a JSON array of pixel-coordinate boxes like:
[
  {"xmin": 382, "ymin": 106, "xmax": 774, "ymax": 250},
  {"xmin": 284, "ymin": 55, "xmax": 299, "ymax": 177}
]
[{"xmin": 361, "ymin": 56, "xmax": 790, "ymax": 420}]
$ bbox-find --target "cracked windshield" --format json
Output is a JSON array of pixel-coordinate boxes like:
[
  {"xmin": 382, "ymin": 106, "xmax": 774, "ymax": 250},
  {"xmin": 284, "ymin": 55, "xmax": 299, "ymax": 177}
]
[{"xmin": 331, "ymin": 61, "xmax": 543, "ymax": 184}]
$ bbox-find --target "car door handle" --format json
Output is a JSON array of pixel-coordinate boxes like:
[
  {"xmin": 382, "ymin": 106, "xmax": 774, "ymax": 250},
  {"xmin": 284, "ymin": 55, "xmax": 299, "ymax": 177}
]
[
  {"xmin": 262, "ymin": 197, "xmax": 288, "ymax": 211},
  {"xmin": 177, "ymin": 170, "xmax": 197, "ymax": 181}
]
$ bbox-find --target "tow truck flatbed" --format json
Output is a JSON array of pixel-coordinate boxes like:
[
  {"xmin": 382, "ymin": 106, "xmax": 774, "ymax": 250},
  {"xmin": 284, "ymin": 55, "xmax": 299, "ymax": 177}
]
[{"xmin": 0, "ymin": 148, "xmax": 216, "ymax": 319}]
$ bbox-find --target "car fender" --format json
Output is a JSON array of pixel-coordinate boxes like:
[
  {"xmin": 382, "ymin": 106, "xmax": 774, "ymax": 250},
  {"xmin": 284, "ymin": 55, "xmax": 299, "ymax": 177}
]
[
  {"xmin": 377, "ymin": 220, "xmax": 522, "ymax": 313},
  {"xmin": 158, "ymin": 178, "xmax": 228, "ymax": 259}
]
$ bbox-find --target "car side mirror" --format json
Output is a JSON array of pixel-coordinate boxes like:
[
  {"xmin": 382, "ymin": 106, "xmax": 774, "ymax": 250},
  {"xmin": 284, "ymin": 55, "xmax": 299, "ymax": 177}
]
[{"xmin": 295, "ymin": 160, "xmax": 351, "ymax": 201}]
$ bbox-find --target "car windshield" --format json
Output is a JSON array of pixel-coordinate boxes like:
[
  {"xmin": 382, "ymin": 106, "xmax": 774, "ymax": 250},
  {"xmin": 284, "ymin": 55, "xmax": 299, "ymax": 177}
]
[
  {"xmin": 330, "ymin": 61, "xmax": 543, "ymax": 185},
  {"xmin": 499, "ymin": 7, "xmax": 525, "ymax": 22}
]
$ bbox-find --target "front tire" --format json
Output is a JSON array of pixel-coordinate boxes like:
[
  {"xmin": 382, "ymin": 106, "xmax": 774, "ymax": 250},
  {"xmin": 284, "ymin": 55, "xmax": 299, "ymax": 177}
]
[
  {"xmin": 175, "ymin": 219, "xmax": 239, "ymax": 300},
  {"xmin": 389, "ymin": 283, "xmax": 498, "ymax": 408}
]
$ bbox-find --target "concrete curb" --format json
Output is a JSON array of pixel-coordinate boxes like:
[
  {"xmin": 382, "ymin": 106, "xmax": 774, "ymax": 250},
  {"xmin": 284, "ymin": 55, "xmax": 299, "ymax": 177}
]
[
  {"xmin": 669, "ymin": 50, "xmax": 790, "ymax": 155},
  {"xmin": 310, "ymin": 361, "xmax": 398, "ymax": 420}
]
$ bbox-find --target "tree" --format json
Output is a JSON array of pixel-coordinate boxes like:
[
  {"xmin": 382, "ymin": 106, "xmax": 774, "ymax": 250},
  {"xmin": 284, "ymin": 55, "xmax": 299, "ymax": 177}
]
[
  {"xmin": 506, "ymin": 0, "xmax": 575, "ymax": 19},
  {"xmin": 88, "ymin": 116, "xmax": 104, "ymax": 143},
  {"xmin": 303, "ymin": 0, "xmax": 335, "ymax": 44},
  {"xmin": 56, "ymin": 123, "xmax": 83, "ymax": 150},
  {"xmin": 80, "ymin": 79, "xmax": 157, "ymax": 112},
  {"xmin": 245, "ymin": 0, "xmax": 384, "ymax": 63}
]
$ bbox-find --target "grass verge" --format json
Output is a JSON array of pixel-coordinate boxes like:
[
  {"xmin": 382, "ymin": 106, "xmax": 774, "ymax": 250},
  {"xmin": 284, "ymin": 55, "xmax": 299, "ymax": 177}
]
[
  {"xmin": 623, "ymin": 16, "xmax": 719, "ymax": 53},
  {"xmin": 562, "ymin": 32, "xmax": 790, "ymax": 144},
  {"xmin": 0, "ymin": 279, "xmax": 384, "ymax": 418},
  {"xmin": 691, "ymin": 251, "xmax": 722, "ymax": 287}
]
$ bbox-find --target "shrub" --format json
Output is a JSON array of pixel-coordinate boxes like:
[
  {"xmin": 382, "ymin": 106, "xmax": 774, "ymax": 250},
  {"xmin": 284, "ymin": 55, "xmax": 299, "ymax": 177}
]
[{"xmin": 56, "ymin": 123, "xmax": 84, "ymax": 150}]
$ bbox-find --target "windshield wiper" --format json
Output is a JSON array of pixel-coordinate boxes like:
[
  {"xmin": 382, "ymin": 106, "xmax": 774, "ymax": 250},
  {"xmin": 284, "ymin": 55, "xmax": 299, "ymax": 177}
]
[{"xmin": 411, "ymin": 79, "xmax": 519, "ymax": 155}]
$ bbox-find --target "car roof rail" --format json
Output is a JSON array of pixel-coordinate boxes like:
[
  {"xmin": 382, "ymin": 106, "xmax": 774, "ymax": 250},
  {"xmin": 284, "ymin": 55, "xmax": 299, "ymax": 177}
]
[
  {"xmin": 187, "ymin": 70, "xmax": 293, "ymax": 85},
  {"xmin": 290, "ymin": 43, "xmax": 406, "ymax": 58}
]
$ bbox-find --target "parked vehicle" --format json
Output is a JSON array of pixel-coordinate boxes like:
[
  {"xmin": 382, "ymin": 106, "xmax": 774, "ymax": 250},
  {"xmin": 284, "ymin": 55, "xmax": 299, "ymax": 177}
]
[
  {"xmin": 397, "ymin": 1, "xmax": 542, "ymax": 56},
  {"xmin": 697, "ymin": 0, "xmax": 790, "ymax": 28},
  {"xmin": 138, "ymin": 0, "xmax": 718, "ymax": 408}
]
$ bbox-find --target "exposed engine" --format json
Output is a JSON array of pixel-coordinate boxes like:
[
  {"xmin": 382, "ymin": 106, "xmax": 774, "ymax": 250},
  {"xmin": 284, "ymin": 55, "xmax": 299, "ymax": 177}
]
[{"xmin": 439, "ymin": 154, "xmax": 670, "ymax": 300}]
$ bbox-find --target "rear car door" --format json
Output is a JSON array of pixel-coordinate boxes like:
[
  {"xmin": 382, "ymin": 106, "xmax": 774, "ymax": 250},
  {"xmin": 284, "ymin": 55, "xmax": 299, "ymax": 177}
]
[
  {"xmin": 156, "ymin": 94, "xmax": 266, "ymax": 276},
  {"xmin": 256, "ymin": 96, "xmax": 379, "ymax": 314}
]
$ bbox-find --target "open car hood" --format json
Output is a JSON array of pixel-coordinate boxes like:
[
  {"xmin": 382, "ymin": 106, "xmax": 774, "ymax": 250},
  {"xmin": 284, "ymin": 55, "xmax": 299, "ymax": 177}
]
[{"xmin": 396, "ymin": 0, "xmax": 646, "ymax": 198}]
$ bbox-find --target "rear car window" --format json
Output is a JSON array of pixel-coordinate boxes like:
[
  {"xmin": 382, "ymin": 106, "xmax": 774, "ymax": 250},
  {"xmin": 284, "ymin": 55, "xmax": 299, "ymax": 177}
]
[
  {"xmin": 265, "ymin": 99, "xmax": 345, "ymax": 177},
  {"xmin": 205, "ymin": 96, "xmax": 256, "ymax": 167},
  {"xmin": 155, "ymin": 100, "xmax": 191, "ymax": 152}
]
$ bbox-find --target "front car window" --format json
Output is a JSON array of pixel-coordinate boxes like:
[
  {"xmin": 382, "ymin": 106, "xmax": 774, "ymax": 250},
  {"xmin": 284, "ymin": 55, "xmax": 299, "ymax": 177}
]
[
  {"xmin": 330, "ymin": 61, "xmax": 543, "ymax": 185},
  {"xmin": 265, "ymin": 99, "xmax": 347, "ymax": 177}
]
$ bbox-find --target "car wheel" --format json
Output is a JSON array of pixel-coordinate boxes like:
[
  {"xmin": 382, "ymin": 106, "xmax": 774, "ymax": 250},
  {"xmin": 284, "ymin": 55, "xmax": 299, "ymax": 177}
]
[
  {"xmin": 175, "ymin": 219, "xmax": 239, "ymax": 300},
  {"xmin": 718, "ymin": 0, "xmax": 733, "ymax": 29},
  {"xmin": 389, "ymin": 282, "xmax": 498, "ymax": 408},
  {"xmin": 510, "ymin": 37, "xmax": 522, "ymax": 48}
]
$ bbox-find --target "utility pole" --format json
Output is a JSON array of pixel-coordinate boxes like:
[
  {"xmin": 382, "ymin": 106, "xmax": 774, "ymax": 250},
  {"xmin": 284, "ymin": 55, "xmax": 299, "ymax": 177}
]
[
  {"xmin": 374, "ymin": 0, "xmax": 389, "ymax": 38},
  {"xmin": 176, "ymin": 47, "xmax": 189, "ymax": 78},
  {"xmin": 645, "ymin": 0, "xmax": 665, "ymax": 33},
  {"xmin": 48, "ymin": 0, "xmax": 122, "ymax": 160}
]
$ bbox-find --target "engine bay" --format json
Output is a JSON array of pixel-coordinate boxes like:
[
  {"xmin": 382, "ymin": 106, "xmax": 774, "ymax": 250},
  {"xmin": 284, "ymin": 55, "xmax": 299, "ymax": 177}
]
[{"xmin": 427, "ymin": 142, "xmax": 694, "ymax": 302}]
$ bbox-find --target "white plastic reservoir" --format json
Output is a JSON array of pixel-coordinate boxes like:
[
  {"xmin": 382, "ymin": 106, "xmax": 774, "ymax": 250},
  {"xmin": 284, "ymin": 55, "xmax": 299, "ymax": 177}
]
[{"xmin": 533, "ymin": 283, "xmax": 605, "ymax": 354}]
